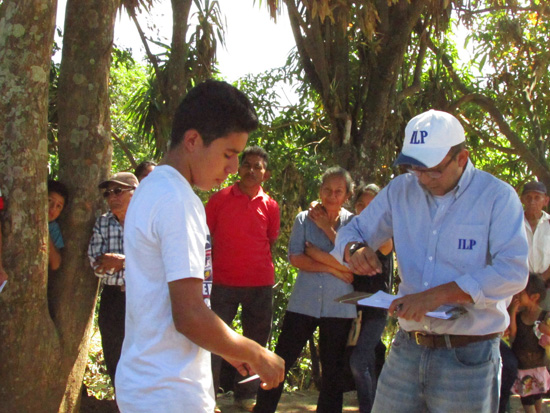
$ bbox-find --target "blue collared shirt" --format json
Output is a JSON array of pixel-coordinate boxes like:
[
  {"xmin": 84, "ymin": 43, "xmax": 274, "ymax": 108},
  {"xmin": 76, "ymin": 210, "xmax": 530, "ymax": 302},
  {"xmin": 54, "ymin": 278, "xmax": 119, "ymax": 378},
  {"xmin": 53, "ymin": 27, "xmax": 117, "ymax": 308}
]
[
  {"xmin": 333, "ymin": 160, "xmax": 528, "ymax": 335},
  {"xmin": 287, "ymin": 209, "xmax": 357, "ymax": 319}
]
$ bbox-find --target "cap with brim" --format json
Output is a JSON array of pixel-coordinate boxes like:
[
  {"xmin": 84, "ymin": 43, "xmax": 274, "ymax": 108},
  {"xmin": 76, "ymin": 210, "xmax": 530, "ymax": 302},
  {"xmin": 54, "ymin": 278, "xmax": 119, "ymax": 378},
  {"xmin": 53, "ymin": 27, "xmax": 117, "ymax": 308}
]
[
  {"xmin": 98, "ymin": 172, "xmax": 139, "ymax": 189},
  {"xmin": 394, "ymin": 109, "xmax": 465, "ymax": 169},
  {"xmin": 522, "ymin": 181, "xmax": 547, "ymax": 196}
]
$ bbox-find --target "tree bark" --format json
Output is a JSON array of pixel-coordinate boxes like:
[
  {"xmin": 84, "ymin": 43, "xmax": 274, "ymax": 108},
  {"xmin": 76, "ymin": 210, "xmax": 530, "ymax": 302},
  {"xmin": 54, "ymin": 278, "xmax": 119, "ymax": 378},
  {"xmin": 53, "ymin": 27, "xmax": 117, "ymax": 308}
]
[
  {"xmin": 55, "ymin": 0, "xmax": 120, "ymax": 410},
  {"xmin": 0, "ymin": 0, "xmax": 59, "ymax": 411}
]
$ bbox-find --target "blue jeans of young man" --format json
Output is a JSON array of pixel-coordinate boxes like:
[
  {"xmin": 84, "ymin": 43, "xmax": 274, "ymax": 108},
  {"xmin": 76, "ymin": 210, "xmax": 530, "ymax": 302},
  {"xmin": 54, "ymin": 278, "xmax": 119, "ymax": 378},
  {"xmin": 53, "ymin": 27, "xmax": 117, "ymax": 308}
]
[
  {"xmin": 210, "ymin": 285, "xmax": 273, "ymax": 401},
  {"xmin": 372, "ymin": 329, "xmax": 501, "ymax": 413},
  {"xmin": 349, "ymin": 316, "xmax": 387, "ymax": 413}
]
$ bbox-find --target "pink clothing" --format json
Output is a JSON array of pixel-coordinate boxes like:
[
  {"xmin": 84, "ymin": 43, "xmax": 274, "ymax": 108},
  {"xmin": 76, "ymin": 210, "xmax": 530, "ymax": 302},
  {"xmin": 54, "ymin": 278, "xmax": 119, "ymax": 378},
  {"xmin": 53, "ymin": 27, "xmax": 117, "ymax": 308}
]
[{"xmin": 205, "ymin": 183, "xmax": 280, "ymax": 287}]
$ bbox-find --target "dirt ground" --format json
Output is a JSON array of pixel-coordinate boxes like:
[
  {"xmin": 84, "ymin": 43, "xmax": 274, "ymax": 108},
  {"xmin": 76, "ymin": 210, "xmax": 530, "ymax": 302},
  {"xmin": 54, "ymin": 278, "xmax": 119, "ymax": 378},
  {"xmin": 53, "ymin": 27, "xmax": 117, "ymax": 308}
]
[{"xmin": 81, "ymin": 389, "xmax": 550, "ymax": 412}]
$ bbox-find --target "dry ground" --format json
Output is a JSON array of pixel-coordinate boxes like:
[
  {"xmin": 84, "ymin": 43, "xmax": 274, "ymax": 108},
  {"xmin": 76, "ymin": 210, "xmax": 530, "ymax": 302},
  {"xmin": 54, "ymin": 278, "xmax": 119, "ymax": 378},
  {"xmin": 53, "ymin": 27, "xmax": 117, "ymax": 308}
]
[{"xmin": 80, "ymin": 389, "xmax": 550, "ymax": 412}]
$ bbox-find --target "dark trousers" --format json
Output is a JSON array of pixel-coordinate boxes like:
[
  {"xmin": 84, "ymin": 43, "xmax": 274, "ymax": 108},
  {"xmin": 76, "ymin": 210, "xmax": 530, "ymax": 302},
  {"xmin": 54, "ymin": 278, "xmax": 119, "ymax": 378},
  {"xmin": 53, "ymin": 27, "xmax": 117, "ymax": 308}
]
[
  {"xmin": 254, "ymin": 311, "xmax": 352, "ymax": 413},
  {"xmin": 498, "ymin": 340, "xmax": 518, "ymax": 413},
  {"xmin": 211, "ymin": 285, "xmax": 273, "ymax": 400},
  {"xmin": 98, "ymin": 284, "xmax": 126, "ymax": 389}
]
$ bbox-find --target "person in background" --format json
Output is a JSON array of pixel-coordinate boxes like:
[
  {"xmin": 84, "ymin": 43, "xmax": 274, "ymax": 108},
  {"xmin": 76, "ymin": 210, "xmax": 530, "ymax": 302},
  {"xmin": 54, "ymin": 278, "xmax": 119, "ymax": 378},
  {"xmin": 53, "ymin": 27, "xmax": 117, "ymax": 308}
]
[
  {"xmin": 333, "ymin": 109, "xmax": 528, "ymax": 412},
  {"xmin": 115, "ymin": 80, "xmax": 284, "ymax": 413},
  {"xmin": 348, "ymin": 184, "xmax": 393, "ymax": 413},
  {"xmin": 134, "ymin": 160, "xmax": 157, "ymax": 182},
  {"xmin": 509, "ymin": 274, "xmax": 550, "ymax": 413},
  {"xmin": 520, "ymin": 181, "xmax": 550, "ymax": 290},
  {"xmin": 88, "ymin": 172, "xmax": 138, "ymax": 389},
  {"xmin": 206, "ymin": 145, "xmax": 280, "ymax": 410},
  {"xmin": 303, "ymin": 183, "xmax": 393, "ymax": 412},
  {"xmin": 254, "ymin": 166, "xmax": 356, "ymax": 413},
  {"xmin": 48, "ymin": 179, "xmax": 68, "ymax": 271}
]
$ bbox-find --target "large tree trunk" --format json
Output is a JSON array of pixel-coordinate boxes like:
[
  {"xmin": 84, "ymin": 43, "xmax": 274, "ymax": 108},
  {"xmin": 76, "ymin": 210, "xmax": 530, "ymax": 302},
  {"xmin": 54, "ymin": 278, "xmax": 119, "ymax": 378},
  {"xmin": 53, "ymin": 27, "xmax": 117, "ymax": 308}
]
[
  {"xmin": 55, "ymin": 0, "xmax": 120, "ymax": 410},
  {"xmin": 0, "ymin": 0, "xmax": 59, "ymax": 411}
]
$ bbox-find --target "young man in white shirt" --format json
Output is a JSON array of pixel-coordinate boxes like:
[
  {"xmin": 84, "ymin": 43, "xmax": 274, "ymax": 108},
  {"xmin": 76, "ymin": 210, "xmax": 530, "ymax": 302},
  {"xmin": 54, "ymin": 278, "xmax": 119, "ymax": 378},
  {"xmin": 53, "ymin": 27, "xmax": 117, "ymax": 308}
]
[{"xmin": 116, "ymin": 80, "xmax": 284, "ymax": 412}]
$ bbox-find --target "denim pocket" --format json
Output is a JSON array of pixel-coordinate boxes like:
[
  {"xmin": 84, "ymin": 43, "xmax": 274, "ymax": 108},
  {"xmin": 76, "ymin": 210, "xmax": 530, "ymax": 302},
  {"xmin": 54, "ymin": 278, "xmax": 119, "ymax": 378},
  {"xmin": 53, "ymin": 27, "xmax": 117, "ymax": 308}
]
[{"xmin": 452, "ymin": 339, "xmax": 496, "ymax": 367}]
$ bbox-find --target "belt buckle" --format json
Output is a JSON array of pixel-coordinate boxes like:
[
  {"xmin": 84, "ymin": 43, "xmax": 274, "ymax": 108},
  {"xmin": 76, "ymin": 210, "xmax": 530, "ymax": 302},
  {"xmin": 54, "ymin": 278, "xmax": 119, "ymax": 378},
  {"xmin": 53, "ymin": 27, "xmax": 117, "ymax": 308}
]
[{"xmin": 414, "ymin": 331, "xmax": 426, "ymax": 345}]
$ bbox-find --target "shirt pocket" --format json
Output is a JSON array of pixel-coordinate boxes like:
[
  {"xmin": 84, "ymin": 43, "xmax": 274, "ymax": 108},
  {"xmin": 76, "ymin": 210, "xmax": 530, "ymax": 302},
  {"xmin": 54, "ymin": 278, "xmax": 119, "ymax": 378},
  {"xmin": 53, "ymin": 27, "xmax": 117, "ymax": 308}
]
[{"xmin": 439, "ymin": 224, "xmax": 488, "ymax": 274}]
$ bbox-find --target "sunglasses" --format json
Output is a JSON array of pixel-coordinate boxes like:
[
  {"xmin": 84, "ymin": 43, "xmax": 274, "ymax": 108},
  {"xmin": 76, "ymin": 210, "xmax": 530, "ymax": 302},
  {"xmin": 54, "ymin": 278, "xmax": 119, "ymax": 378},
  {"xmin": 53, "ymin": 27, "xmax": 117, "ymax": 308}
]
[{"xmin": 102, "ymin": 187, "xmax": 134, "ymax": 198}]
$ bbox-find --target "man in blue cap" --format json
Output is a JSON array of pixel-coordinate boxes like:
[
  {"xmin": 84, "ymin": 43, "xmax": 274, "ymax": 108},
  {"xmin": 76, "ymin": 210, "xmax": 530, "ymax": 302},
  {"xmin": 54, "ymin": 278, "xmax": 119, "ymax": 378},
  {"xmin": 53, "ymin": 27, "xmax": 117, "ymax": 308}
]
[{"xmin": 333, "ymin": 109, "xmax": 529, "ymax": 412}]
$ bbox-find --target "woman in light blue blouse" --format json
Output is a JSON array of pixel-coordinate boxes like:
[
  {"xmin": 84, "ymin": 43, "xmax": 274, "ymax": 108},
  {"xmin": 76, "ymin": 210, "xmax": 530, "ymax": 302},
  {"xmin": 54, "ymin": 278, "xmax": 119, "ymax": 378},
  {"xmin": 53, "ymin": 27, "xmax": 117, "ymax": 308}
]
[{"xmin": 254, "ymin": 167, "xmax": 356, "ymax": 413}]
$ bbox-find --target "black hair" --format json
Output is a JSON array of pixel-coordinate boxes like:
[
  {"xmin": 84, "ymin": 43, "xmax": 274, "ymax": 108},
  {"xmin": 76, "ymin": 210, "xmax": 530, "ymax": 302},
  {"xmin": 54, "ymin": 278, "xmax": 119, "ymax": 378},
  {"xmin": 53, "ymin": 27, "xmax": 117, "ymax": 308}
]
[
  {"xmin": 525, "ymin": 273, "xmax": 547, "ymax": 302},
  {"xmin": 134, "ymin": 160, "xmax": 157, "ymax": 180},
  {"xmin": 321, "ymin": 166, "xmax": 354, "ymax": 195},
  {"xmin": 170, "ymin": 80, "xmax": 259, "ymax": 148},
  {"xmin": 48, "ymin": 179, "xmax": 69, "ymax": 205},
  {"xmin": 240, "ymin": 146, "xmax": 269, "ymax": 169},
  {"xmin": 353, "ymin": 183, "xmax": 380, "ymax": 207},
  {"xmin": 449, "ymin": 142, "xmax": 467, "ymax": 159}
]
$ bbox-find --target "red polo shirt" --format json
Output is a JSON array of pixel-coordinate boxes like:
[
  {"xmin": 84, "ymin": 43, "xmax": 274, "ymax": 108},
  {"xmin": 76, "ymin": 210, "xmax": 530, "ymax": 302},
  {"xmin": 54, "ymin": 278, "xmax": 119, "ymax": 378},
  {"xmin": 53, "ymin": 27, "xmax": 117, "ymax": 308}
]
[{"xmin": 205, "ymin": 183, "xmax": 280, "ymax": 287}]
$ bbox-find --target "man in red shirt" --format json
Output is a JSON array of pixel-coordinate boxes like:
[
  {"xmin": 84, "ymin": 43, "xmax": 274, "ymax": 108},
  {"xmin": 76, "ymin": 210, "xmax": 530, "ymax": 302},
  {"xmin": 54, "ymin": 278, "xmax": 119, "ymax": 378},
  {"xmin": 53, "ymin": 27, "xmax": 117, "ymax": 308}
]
[{"xmin": 206, "ymin": 146, "xmax": 280, "ymax": 409}]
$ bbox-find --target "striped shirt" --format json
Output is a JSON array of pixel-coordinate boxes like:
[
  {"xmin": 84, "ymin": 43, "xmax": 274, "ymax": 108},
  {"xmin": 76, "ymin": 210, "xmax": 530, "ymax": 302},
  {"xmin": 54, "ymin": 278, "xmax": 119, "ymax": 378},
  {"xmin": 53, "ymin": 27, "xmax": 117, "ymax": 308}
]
[{"xmin": 88, "ymin": 211, "xmax": 125, "ymax": 286}]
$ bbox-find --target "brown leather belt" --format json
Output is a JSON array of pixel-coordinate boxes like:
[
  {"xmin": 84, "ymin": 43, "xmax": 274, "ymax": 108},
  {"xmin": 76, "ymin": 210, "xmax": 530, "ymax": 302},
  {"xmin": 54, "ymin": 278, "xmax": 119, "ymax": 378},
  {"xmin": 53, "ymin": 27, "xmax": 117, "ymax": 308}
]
[{"xmin": 404, "ymin": 331, "xmax": 500, "ymax": 349}]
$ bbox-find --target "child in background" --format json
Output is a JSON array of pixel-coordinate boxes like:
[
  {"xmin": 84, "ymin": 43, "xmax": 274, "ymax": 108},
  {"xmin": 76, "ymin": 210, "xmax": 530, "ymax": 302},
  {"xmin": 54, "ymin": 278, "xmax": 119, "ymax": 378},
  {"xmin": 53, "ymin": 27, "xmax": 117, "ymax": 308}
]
[
  {"xmin": 48, "ymin": 180, "xmax": 68, "ymax": 270},
  {"xmin": 510, "ymin": 273, "xmax": 550, "ymax": 413}
]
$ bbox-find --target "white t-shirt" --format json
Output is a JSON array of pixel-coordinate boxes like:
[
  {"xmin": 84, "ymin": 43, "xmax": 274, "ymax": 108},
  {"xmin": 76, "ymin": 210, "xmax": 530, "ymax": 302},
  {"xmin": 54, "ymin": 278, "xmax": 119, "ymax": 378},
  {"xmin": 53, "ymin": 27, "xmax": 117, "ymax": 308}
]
[
  {"xmin": 115, "ymin": 165, "xmax": 215, "ymax": 413},
  {"xmin": 524, "ymin": 210, "xmax": 550, "ymax": 275}
]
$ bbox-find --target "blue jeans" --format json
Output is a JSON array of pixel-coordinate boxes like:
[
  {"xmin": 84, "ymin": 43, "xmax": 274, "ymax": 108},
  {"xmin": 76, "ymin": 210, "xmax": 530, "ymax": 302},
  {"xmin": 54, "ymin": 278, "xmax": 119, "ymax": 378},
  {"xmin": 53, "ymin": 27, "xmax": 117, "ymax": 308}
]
[
  {"xmin": 350, "ymin": 316, "xmax": 387, "ymax": 413},
  {"xmin": 372, "ymin": 329, "xmax": 501, "ymax": 413}
]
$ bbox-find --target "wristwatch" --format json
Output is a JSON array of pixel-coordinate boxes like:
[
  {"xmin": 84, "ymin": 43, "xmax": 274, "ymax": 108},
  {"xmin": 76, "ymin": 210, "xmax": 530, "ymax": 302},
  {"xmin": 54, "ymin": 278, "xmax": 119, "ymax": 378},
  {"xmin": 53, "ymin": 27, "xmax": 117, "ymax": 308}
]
[{"xmin": 348, "ymin": 242, "xmax": 367, "ymax": 257}]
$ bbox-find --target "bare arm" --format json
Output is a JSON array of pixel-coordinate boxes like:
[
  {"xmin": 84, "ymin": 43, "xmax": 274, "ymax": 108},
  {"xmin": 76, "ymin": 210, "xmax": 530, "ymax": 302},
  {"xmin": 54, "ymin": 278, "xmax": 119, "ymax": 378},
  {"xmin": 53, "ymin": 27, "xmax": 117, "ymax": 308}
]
[
  {"xmin": 169, "ymin": 278, "xmax": 285, "ymax": 389},
  {"xmin": 305, "ymin": 242, "xmax": 349, "ymax": 272},
  {"xmin": 507, "ymin": 296, "xmax": 520, "ymax": 344},
  {"xmin": 290, "ymin": 253, "xmax": 353, "ymax": 284},
  {"xmin": 378, "ymin": 239, "xmax": 393, "ymax": 256},
  {"xmin": 49, "ymin": 237, "xmax": 62, "ymax": 270}
]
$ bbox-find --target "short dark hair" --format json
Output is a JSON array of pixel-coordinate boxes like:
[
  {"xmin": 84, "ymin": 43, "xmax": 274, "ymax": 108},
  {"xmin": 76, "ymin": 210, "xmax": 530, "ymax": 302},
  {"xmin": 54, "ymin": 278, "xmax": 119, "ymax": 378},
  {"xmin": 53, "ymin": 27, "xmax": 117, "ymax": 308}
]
[
  {"xmin": 134, "ymin": 160, "xmax": 157, "ymax": 180},
  {"xmin": 321, "ymin": 166, "xmax": 354, "ymax": 195},
  {"xmin": 170, "ymin": 80, "xmax": 259, "ymax": 148},
  {"xmin": 448, "ymin": 142, "xmax": 467, "ymax": 159},
  {"xmin": 240, "ymin": 146, "xmax": 269, "ymax": 169},
  {"xmin": 48, "ymin": 179, "xmax": 69, "ymax": 205},
  {"xmin": 353, "ymin": 183, "xmax": 380, "ymax": 207},
  {"xmin": 526, "ymin": 273, "xmax": 547, "ymax": 302}
]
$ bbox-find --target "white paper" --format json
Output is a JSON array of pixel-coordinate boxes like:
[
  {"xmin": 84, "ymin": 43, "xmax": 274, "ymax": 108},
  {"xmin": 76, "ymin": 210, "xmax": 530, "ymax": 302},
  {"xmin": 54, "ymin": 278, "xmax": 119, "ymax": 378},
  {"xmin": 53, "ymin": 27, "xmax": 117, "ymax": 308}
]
[
  {"xmin": 238, "ymin": 374, "xmax": 260, "ymax": 384},
  {"xmin": 0, "ymin": 280, "xmax": 6, "ymax": 293},
  {"xmin": 357, "ymin": 291, "xmax": 458, "ymax": 320}
]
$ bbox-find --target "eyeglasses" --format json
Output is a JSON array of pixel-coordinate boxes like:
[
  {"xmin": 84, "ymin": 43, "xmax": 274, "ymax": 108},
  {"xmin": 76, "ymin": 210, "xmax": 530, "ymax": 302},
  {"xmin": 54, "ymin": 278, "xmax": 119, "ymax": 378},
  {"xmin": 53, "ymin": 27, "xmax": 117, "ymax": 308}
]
[
  {"xmin": 102, "ymin": 187, "xmax": 134, "ymax": 198},
  {"xmin": 407, "ymin": 156, "xmax": 455, "ymax": 180}
]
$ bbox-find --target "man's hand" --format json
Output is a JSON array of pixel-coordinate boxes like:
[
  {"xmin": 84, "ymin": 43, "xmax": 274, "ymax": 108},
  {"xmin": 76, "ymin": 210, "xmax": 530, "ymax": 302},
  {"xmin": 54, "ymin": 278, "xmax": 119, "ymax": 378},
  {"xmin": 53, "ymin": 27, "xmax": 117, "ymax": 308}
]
[
  {"xmin": 227, "ymin": 349, "xmax": 285, "ymax": 390},
  {"xmin": 94, "ymin": 253, "xmax": 125, "ymax": 274},
  {"xmin": 345, "ymin": 243, "xmax": 382, "ymax": 276},
  {"xmin": 329, "ymin": 267, "xmax": 354, "ymax": 284},
  {"xmin": 389, "ymin": 290, "xmax": 443, "ymax": 322},
  {"xmin": 250, "ymin": 347, "xmax": 285, "ymax": 390},
  {"xmin": 388, "ymin": 282, "xmax": 473, "ymax": 322}
]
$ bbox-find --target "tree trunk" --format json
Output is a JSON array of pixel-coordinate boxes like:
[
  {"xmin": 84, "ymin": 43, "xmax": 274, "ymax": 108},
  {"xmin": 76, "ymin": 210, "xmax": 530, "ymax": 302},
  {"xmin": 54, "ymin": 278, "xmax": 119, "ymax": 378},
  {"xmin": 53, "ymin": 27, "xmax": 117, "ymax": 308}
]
[
  {"xmin": 55, "ymin": 0, "xmax": 120, "ymax": 410},
  {"xmin": 0, "ymin": 0, "xmax": 59, "ymax": 411}
]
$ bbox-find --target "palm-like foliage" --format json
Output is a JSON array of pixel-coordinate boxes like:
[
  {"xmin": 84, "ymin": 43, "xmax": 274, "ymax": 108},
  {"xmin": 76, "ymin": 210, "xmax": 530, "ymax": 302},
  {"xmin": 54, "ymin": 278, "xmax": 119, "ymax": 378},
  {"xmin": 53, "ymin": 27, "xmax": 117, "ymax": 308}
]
[{"xmin": 120, "ymin": 0, "xmax": 225, "ymax": 158}]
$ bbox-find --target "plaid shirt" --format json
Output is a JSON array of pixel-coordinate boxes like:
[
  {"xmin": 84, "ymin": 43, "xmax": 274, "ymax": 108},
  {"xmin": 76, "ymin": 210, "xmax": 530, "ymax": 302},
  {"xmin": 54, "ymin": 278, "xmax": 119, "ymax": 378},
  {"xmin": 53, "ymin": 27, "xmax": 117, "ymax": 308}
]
[{"xmin": 87, "ymin": 211, "xmax": 125, "ymax": 286}]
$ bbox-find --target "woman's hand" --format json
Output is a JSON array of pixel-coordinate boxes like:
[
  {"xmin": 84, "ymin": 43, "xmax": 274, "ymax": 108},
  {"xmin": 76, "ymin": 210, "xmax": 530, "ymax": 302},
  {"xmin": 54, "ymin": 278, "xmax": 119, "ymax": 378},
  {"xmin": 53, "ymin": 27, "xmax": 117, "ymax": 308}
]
[
  {"xmin": 329, "ymin": 267, "xmax": 354, "ymax": 284},
  {"xmin": 308, "ymin": 203, "xmax": 331, "ymax": 229}
]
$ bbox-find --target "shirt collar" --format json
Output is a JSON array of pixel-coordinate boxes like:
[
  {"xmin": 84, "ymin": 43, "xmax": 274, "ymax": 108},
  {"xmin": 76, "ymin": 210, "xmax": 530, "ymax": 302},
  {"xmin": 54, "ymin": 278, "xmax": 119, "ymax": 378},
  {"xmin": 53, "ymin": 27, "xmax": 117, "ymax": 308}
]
[
  {"xmin": 232, "ymin": 182, "xmax": 265, "ymax": 200},
  {"xmin": 453, "ymin": 159, "xmax": 475, "ymax": 198}
]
